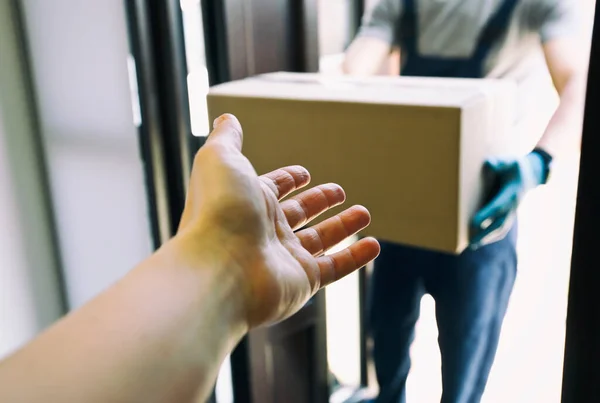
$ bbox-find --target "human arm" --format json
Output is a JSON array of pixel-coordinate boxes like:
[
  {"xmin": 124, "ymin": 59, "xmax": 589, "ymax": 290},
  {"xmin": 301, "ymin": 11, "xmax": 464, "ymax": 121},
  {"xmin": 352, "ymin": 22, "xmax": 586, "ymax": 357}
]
[
  {"xmin": 470, "ymin": 1, "xmax": 588, "ymax": 247},
  {"xmin": 0, "ymin": 114, "xmax": 380, "ymax": 403},
  {"xmin": 536, "ymin": 37, "xmax": 588, "ymax": 157},
  {"xmin": 342, "ymin": 0, "xmax": 401, "ymax": 75}
]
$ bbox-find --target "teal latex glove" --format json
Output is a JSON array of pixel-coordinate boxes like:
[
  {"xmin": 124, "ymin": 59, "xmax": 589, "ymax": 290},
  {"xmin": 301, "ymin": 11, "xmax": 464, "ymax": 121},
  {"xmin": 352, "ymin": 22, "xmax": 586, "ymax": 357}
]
[{"xmin": 470, "ymin": 151, "xmax": 547, "ymax": 248}]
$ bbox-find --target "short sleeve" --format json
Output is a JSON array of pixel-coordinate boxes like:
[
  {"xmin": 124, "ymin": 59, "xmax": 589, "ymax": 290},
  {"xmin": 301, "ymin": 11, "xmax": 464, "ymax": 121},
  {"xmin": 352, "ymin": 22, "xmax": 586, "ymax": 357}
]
[
  {"xmin": 530, "ymin": 0, "xmax": 582, "ymax": 43},
  {"xmin": 356, "ymin": 0, "xmax": 403, "ymax": 46}
]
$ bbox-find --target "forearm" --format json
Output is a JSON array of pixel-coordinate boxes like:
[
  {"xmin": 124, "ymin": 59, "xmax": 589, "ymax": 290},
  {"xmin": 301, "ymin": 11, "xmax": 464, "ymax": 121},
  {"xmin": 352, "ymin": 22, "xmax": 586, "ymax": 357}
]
[
  {"xmin": 342, "ymin": 36, "xmax": 391, "ymax": 76},
  {"xmin": 536, "ymin": 72, "xmax": 587, "ymax": 159},
  {"xmin": 0, "ymin": 235, "xmax": 246, "ymax": 403}
]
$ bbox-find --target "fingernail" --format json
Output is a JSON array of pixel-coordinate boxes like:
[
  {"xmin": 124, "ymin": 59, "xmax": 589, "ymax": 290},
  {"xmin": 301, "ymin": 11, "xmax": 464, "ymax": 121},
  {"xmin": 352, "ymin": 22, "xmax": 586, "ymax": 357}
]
[{"xmin": 213, "ymin": 114, "xmax": 231, "ymax": 129}]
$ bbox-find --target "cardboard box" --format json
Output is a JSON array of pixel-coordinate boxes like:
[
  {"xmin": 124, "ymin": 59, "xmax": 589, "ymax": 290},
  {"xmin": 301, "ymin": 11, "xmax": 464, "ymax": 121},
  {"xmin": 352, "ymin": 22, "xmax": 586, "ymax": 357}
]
[{"xmin": 207, "ymin": 72, "xmax": 517, "ymax": 254}]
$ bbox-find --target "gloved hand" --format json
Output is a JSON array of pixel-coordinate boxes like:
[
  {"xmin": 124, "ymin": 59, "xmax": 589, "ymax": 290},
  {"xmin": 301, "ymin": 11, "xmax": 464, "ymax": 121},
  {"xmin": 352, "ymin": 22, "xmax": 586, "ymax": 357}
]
[{"xmin": 470, "ymin": 151, "xmax": 547, "ymax": 248}]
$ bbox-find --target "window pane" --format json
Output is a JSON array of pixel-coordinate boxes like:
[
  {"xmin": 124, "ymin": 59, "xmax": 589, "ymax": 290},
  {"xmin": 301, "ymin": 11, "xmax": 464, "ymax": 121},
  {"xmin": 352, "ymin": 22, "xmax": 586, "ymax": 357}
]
[{"xmin": 181, "ymin": 0, "xmax": 210, "ymax": 137}]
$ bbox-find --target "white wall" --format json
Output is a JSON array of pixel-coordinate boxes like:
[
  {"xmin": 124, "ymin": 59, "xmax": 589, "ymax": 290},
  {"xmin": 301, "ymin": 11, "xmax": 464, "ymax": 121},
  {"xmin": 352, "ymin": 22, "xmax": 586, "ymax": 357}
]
[
  {"xmin": 0, "ymin": 1, "xmax": 64, "ymax": 358},
  {"xmin": 19, "ymin": 0, "xmax": 153, "ymax": 309}
]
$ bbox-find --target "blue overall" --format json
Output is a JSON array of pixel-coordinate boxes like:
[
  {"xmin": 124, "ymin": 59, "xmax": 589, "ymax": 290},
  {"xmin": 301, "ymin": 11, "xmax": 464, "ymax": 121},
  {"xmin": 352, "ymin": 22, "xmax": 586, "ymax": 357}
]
[{"xmin": 370, "ymin": 0, "xmax": 520, "ymax": 402}]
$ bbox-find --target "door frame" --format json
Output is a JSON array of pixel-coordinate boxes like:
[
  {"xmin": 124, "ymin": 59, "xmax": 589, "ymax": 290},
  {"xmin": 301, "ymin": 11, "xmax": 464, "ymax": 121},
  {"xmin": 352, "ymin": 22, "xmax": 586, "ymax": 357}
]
[
  {"xmin": 202, "ymin": 1, "xmax": 330, "ymax": 402},
  {"xmin": 561, "ymin": 3, "xmax": 600, "ymax": 402}
]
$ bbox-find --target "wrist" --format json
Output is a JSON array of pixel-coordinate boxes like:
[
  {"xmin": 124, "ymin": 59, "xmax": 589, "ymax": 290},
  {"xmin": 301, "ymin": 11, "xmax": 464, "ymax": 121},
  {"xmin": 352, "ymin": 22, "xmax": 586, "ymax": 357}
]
[
  {"xmin": 153, "ymin": 232, "xmax": 250, "ymax": 340},
  {"xmin": 175, "ymin": 213, "xmax": 275, "ymax": 328},
  {"xmin": 529, "ymin": 147, "xmax": 554, "ymax": 185}
]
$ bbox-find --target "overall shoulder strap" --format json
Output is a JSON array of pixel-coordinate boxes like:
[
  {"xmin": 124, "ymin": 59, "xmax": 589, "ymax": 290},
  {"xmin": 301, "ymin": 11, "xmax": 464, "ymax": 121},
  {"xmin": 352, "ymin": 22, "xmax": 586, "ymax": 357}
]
[
  {"xmin": 473, "ymin": 0, "xmax": 520, "ymax": 60},
  {"xmin": 399, "ymin": 0, "xmax": 419, "ymax": 54}
]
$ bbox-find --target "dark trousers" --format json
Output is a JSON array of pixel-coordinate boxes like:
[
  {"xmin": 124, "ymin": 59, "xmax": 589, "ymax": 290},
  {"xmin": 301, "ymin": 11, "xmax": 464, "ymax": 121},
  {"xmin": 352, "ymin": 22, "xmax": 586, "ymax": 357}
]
[{"xmin": 369, "ymin": 226, "xmax": 518, "ymax": 403}]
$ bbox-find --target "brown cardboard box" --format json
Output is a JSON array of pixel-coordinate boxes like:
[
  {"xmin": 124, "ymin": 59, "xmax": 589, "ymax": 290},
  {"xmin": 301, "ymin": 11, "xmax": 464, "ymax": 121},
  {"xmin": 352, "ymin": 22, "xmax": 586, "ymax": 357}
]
[{"xmin": 207, "ymin": 72, "xmax": 517, "ymax": 254}]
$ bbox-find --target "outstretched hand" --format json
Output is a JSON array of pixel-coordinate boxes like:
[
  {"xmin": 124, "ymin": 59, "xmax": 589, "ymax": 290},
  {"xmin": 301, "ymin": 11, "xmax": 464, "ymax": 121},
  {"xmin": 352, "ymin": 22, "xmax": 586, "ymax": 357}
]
[
  {"xmin": 0, "ymin": 113, "xmax": 379, "ymax": 403},
  {"xmin": 176, "ymin": 114, "xmax": 380, "ymax": 327}
]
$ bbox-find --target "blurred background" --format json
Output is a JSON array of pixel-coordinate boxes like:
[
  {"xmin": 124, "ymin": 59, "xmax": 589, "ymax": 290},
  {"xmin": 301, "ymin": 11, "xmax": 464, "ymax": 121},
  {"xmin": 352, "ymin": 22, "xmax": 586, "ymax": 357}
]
[{"xmin": 0, "ymin": 0, "xmax": 596, "ymax": 402}]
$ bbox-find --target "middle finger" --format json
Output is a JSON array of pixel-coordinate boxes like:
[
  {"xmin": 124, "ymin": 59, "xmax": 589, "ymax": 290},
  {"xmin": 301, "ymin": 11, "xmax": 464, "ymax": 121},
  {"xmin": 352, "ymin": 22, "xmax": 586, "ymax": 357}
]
[{"xmin": 296, "ymin": 205, "xmax": 371, "ymax": 256}]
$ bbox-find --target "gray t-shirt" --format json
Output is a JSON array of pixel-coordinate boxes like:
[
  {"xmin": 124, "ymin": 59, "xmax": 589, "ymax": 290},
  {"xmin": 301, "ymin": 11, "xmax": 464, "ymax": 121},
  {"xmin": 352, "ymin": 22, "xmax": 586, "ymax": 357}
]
[{"xmin": 358, "ymin": 0, "xmax": 581, "ymax": 133}]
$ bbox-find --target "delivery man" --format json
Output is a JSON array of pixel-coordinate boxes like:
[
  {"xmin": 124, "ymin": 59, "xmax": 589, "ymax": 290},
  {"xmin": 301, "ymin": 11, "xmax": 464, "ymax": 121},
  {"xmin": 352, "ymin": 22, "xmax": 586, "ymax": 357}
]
[{"xmin": 343, "ymin": 0, "xmax": 587, "ymax": 402}]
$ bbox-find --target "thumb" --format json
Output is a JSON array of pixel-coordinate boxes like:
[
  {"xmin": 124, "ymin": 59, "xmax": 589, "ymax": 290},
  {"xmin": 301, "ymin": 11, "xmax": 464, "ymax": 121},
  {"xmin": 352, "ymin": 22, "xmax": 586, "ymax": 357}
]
[
  {"xmin": 483, "ymin": 158, "xmax": 504, "ymax": 175},
  {"xmin": 207, "ymin": 113, "xmax": 244, "ymax": 151}
]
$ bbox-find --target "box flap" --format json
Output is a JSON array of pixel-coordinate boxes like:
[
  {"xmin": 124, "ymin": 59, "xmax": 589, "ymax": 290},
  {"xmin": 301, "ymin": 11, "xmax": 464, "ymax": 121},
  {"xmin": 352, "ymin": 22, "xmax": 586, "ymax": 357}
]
[{"xmin": 209, "ymin": 72, "xmax": 503, "ymax": 108}]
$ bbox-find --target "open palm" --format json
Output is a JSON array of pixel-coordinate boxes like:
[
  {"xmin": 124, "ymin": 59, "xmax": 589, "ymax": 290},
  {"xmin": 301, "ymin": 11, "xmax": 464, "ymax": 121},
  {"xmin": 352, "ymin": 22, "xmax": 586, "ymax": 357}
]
[{"xmin": 178, "ymin": 114, "xmax": 380, "ymax": 327}]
